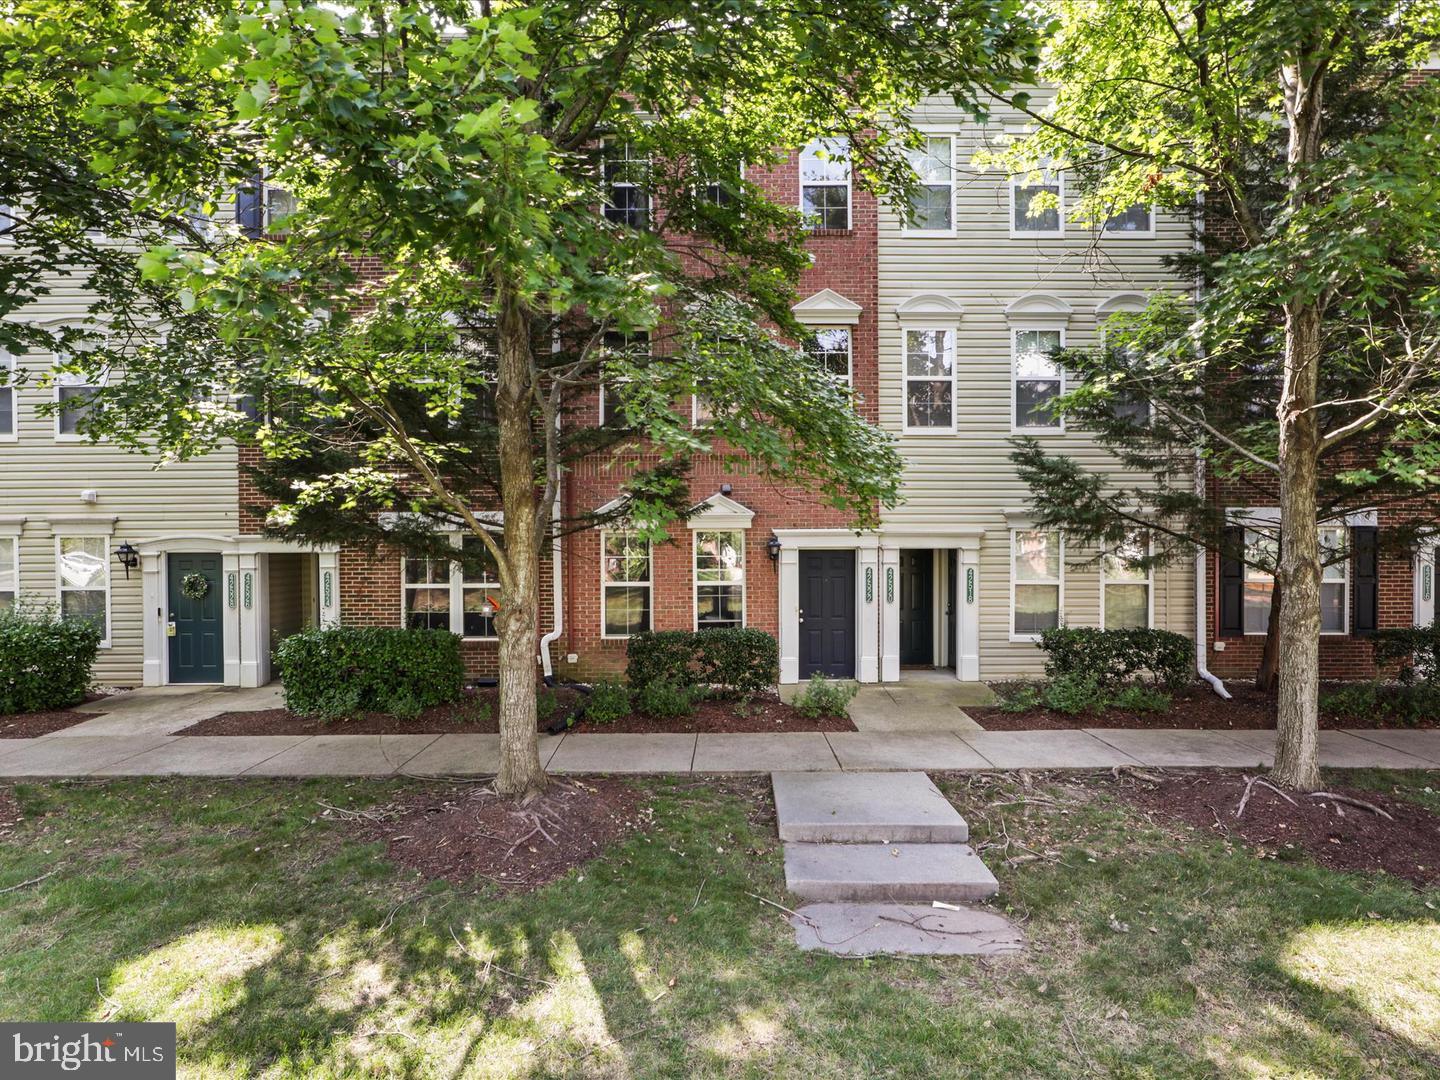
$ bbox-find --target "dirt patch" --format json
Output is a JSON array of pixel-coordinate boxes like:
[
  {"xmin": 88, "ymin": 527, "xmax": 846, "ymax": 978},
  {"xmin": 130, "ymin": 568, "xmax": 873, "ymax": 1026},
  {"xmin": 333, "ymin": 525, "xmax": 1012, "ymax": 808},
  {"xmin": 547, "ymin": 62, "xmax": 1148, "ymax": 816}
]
[
  {"xmin": 0, "ymin": 709, "xmax": 99, "ymax": 738},
  {"xmin": 973, "ymin": 684, "xmax": 1438, "ymax": 731},
  {"xmin": 353, "ymin": 778, "xmax": 649, "ymax": 890},
  {"xmin": 0, "ymin": 787, "xmax": 21, "ymax": 840},
  {"xmin": 179, "ymin": 687, "xmax": 850, "ymax": 735},
  {"xmin": 1118, "ymin": 771, "xmax": 1440, "ymax": 886}
]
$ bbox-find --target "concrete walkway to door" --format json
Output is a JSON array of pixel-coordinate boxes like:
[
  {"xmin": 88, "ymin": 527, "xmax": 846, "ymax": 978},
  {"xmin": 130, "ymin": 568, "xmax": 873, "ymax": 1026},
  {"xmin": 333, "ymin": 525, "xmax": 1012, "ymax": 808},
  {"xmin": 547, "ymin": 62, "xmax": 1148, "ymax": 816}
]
[
  {"xmin": 843, "ymin": 671, "xmax": 995, "ymax": 733},
  {"xmin": 57, "ymin": 684, "xmax": 285, "ymax": 737}
]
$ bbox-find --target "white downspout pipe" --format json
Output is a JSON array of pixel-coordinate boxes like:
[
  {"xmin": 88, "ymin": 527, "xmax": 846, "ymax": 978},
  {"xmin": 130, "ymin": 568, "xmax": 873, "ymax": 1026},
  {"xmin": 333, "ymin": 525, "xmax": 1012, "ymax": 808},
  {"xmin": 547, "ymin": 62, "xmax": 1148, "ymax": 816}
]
[{"xmin": 538, "ymin": 487, "xmax": 563, "ymax": 681}]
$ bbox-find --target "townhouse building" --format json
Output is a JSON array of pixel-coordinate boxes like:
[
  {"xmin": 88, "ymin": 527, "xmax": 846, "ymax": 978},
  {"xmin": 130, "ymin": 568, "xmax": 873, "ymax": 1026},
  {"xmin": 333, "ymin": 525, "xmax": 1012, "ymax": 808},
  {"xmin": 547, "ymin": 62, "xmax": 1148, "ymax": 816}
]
[{"xmin": 3, "ymin": 99, "xmax": 1427, "ymax": 691}]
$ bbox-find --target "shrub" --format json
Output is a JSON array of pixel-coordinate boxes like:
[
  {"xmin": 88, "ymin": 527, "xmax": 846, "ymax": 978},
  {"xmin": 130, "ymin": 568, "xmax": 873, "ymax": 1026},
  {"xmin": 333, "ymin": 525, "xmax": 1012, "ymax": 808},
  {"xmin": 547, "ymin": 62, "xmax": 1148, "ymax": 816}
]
[
  {"xmin": 791, "ymin": 674, "xmax": 856, "ymax": 719},
  {"xmin": 0, "ymin": 602, "xmax": 102, "ymax": 714},
  {"xmin": 1039, "ymin": 627, "xmax": 1192, "ymax": 690},
  {"xmin": 1371, "ymin": 624, "xmax": 1440, "ymax": 684},
  {"xmin": 627, "ymin": 628, "xmax": 778, "ymax": 697},
  {"xmin": 693, "ymin": 628, "xmax": 779, "ymax": 696},
  {"xmin": 584, "ymin": 680, "xmax": 632, "ymax": 725},
  {"xmin": 1322, "ymin": 680, "xmax": 1440, "ymax": 727},
  {"xmin": 995, "ymin": 683, "xmax": 1044, "ymax": 713},
  {"xmin": 1040, "ymin": 672, "xmax": 1109, "ymax": 715},
  {"xmin": 1108, "ymin": 684, "xmax": 1172, "ymax": 713},
  {"xmin": 636, "ymin": 679, "xmax": 698, "ymax": 718},
  {"xmin": 275, "ymin": 627, "xmax": 464, "ymax": 718}
]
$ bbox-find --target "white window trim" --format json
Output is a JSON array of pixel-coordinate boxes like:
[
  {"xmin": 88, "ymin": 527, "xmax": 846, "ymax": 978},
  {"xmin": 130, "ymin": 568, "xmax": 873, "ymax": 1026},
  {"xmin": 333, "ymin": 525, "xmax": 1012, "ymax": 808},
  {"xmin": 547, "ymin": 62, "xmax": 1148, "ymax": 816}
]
[
  {"xmin": 901, "ymin": 326, "xmax": 958, "ymax": 435},
  {"xmin": 55, "ymin": 533, "xmax": 112, "ymax": 649},
  {"xmin": 1100, "ymin": 202, "xmax": 1157, "ymax": 239},
  {"xmin": 799, "ymin": 138, "xmax": 852, "ymax": 231},
  {"xmin": 1100, "ymin": 533, "xmax": 1154, "ymax": 630},
  {"xmin": 0, "ymin": 533, "xmax": 18, "ymax": 607},
  {"xmin": 901, "ymin": 130, "xmax": 956, "ymax": 237},
  {"xmin": 1011, "ymin": 325, "xmax": 1067, "ymax": 435},
  {"xmin": 601, "ymin": 140, "xmax": 650, "ymax": 226},
  {"xmin": 400, "ymin": 532, "xmax": 502, "ymax": 641},
  {"xmin": 693, "ymin": 529, "xmax": 746, "ymax": 631},
  {"xmin": 1239, "ymin": 521, "xmax": 1350, "ymax": 637},
  {"xmin": 1009, "ymin": 163, "xmax": 1066, "ymax": 239},
  {"xmin": 598, "ymin": 381, "xmax": 621, "ymax": 427},
  {"xmin": 806, "ymin": 326, "xmax": 853, "ymax": 386},
  {"xmin": 401, "ymin": 545, "xmax": 454, "ymax": 635},
  {"xmin": 1010, "ymin": 528, "xmax": 1064, "ymax": 643},
  {"xmin": 52, "ymin": 339, "xmax": 109, "ymax": 442},
  {"xmin": 600, "ymin": 529, "xmax": 652, "ymax": 640},
  {"xmin": 0, "ymin": 348, "xmax": 16, "ymax": 443}
]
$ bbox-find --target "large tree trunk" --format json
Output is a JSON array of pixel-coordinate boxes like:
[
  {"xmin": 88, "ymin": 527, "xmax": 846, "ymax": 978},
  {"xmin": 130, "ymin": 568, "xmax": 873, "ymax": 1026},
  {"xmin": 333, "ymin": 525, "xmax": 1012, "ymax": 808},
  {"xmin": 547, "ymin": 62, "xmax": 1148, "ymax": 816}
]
[
  {"xmin": 494, "ymin": 284, "xmax": 547, "ymax": 799},
  {"xmin": 1255, "ymin": 576, "xmax": 1281, "ymax": 693},
  {"xmin": 1270, "ymin": 55, "xmax": 1325, "ymax": 791}
]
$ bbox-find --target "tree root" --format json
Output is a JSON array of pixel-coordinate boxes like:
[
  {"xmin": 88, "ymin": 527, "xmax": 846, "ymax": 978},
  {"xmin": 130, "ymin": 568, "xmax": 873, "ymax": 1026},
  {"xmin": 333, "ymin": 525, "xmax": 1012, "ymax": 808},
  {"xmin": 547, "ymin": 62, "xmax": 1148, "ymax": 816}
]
[{"xmin": 1310, "ymin": 792, "xmax": 1394, "ymax": 820}]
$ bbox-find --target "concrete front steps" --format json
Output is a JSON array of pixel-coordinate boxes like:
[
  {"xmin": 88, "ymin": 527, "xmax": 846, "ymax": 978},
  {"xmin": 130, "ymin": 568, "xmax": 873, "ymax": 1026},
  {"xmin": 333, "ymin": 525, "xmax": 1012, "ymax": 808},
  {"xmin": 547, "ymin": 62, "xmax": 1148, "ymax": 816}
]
[{"xmin": 772, "ymin": 771, "xmax": 999, "ymax": 904}]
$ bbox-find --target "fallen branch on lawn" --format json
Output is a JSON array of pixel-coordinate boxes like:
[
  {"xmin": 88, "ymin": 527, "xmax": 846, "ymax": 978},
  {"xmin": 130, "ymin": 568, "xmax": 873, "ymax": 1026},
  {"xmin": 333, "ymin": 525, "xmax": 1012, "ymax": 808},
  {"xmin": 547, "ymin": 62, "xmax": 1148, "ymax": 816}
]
[
  {"xmin": 0, "ymin": 868, "xmax": 57, "ymax": 895},
  {"xmin": 449, "ymin": 924, "xmax": 556, "ymax": 987},
  {"xmin": 315, "ymin": 800, "xmax": 396, "ymax": 822},
  {"xmin": 1310, "ymin": 792, "xmax": 1394, "ymax": 820},
  {"xmin": 1111, "ymin": 765, "xmax": 1168, "ymax": 784}
]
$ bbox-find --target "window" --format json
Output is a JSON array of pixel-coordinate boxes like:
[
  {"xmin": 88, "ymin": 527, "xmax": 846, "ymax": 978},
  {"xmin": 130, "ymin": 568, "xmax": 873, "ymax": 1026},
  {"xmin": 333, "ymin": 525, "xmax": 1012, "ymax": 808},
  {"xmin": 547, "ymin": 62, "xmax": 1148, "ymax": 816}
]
[
  {"xmin": 702, "ymin": 162, "xmax": 743, "ymax": 206},
  {"xmin": 602, "ymin": 531, "xmax": 651, "ymax": 637},
  {"xmin": 1103, "ymin": 531, "xmax": 1151, "ymax": 629},
  {"xmin": 55, "ymin": 379, "xmax": 99, "ymax": 438},
  {"xmin": 1011, "ymin": 163, "xmax": 1062, "ymax": 235},
  {"xmin": 599, "ymin": 331, "xmax": 647, "ymax": 428},
  {"xmin": 805, "ymin": 327, "xmax": 852, "ymax": 384},
  {"xmin": 264, "ymin": 184, "xmax": 297, "ymax": 234},
  {"xmin": 1244, "ymin": 526, "xmax": 1348, "ymax": 634},
  {"xmin": 1012, "ymin": 529, "xmax": 1061, "ymax": 637},
  {"xmin": 1104, "ymin": 203, "xmax": 1154, "ymax": 235},
  {"xmin": 602, "ymin": 142, "xmax": 649, "ymax": 228},
  {"xmin": 0, "ymin": 537, "xmax": 16, "ymax": 610},
  {"xmin": 1013, "ymin": 328, "xmax": 1064, "ymax": 431},
  {"xmin": 695, "ymin": 529, "xmax": 744, "ymax": 629},
  {"xmin": 904, "ymin": 328, "xmax": 955, "ymax": 431},
  {"xmin": 800, "ymin": 138, "xmax": 850, "ymax": 230},
  {"xmin": 403, "ymin": 554, "xmax": 451, "ymax": 630},
  {"xmin": 0, "ymin": 349, "xmax": 14, "ymax": 439},
  {"xmin": 58, "ymin": 536, "xmax": 108, "ymax": 642},
  {"xmin": 0, "ymin": 203, "xmax": 14, "ymax": 242},
  {"xmin": 906, "ymin": 136, "xmax": 953, "ymax": 231},
  {"xmin": 461, "ymin": 536, "xmax": 500, "ymax": 638}
]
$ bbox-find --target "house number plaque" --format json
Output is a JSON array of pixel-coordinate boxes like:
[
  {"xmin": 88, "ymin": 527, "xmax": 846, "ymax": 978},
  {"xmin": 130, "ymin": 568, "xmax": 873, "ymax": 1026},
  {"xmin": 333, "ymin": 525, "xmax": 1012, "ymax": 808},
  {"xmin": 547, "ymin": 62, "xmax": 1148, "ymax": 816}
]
[
  {"xmin": 966, "ymin": 567, "xmax": 974, "ymax": 604},
  {"xmin": 865, "ymin": 567, "xmax": 873, "ymax": 603},
  {"xmin": 886, "ymin": 567, "xmax": 894, "ymax": 604}
]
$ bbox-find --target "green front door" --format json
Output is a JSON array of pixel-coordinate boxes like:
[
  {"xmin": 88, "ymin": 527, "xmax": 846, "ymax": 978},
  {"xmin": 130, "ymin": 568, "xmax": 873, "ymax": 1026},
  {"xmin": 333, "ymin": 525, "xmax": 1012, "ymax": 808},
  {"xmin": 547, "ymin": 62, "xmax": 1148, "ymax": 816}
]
[{"xmin": 167, "ymin": 553, "xmax": 224, "ymax": 683}]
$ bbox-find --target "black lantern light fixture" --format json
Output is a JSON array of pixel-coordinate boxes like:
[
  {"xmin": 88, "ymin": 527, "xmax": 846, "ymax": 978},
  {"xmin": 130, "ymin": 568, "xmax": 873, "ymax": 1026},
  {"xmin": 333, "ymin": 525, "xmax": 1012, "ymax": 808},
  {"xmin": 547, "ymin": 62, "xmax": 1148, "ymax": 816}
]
[
  {"xmin": 114, "ymin": 541, "xmax": 140, "ymax": 578},
  {"xmin": 766, "ymin": 535, "xmax": 782, "ymax": 563}
]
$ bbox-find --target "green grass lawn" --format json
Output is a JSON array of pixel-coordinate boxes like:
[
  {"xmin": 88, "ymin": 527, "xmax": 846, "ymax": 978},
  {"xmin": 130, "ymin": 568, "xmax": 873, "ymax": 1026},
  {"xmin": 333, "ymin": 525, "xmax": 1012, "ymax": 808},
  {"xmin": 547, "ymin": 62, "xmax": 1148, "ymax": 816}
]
[{"xmin": 1, "ymin": 770, "xmax": 1438, "ymax": 1078}]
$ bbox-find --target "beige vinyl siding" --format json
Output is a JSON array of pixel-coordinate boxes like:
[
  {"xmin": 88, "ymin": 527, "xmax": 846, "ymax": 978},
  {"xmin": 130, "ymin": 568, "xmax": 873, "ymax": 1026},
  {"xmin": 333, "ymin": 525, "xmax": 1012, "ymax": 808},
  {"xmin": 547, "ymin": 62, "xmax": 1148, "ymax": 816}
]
[
  {"xmin": 879, "ymin": 98, "xmax": 1196, "ymax": 679},
  {"xmin": 1, "ymin": 276, "xmax": 239, "ymax": 685}
]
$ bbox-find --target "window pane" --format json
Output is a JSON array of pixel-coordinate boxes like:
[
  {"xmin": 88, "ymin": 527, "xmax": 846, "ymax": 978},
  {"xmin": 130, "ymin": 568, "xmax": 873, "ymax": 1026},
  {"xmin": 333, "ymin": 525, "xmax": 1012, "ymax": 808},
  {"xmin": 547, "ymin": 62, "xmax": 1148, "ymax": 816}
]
[
  {"xmin": 1243, "ymin": 580, "xmax": 1273, "ymax": 634},
  {"xmin": 802, "ymin": 184, "xmax": 849, "ymax": 229},
  {"xmin": 1014, "ymin": 181, "xmax": 1060, "ymax": 231},
  {"xmin": 462, "ymin": 587, "xmax": 498, "ymax": 637},
  {"xmin": 1014, "ymin": 584, "xmax": 1059, "ymax": 633},
  {"xmin": 461, "ymin": 536, "xmax": 498, "ymax": 584},
  {"xmin": 604, "ymin": 533, "xmax": 649, "ymax": 583},
  {"xmin": 1244, "ymin": 529, "xmax": 1277, "ymax": 579},
  {"xmin": 1104, "ymin": 203, "xmax": 1152, "ymax": 232},
  {"xmin": 62, "ymin": 589, "xmax": 106, "ymax": 636},
  {"xmin": 908, "ymin": 186, "xmax": 952, "ymax": 230},
  {"xmin": 1111, "ymin": 393, "xmax": 1150, "ymax": 425},
  {"xmin": 906, "ymin": 381, "xmax": 953, "ymax": 428},
  {"xmin": 1014, "ymin": 330, "xmax": 1061, "ymax": 377},
  {"xmin": 695, "ymin": 531, "xmax": 743, "ymax": 582},
  {"xmin": 405, "ymin": 556, "xmax": 448, "ymax": 585},
  {"xmin": 697, "ymin": 584, "xmax": 743, "ymax": 629},
  {"xmin": 1319, "ymin": 528, "xmax": 1346, "ymax": 581},
  {"xmin": 1105, "ymin": 583, "xmax": 1149, "ymax": 629},
  {"xmin": 805, "ymin": 328, "xmax": 851, "ymax": 380},
  {"xmin": 800, "ymin": 139, "xmax": 850, "ymax": 183},
  {"xmin": 1103, "ymin": 535, "xmax": 1149, "ymax": 583},
  {"xmin": 905, "ymin": 330, "xmax": 952, "ymax": 377},
  {"xmin": 604, "ymin": 585, "xmax": 651, "ymax": 636},
  {"xmin": 57, "ymin": 385, "xmax": 98, "ymax": 435},
  {"xmin": 404, "ymin": 587, "xmax": 449, "ymax": 630},
  {"xmin": 0, "ymin": 537, "xmax": 13, "ymax": 595},
  {"xmin": 1320, "ymin": 582, "xmax": 1345, "ymax": 633},
  {"xmin": 0, "ymin": 386, "xmax": 11, "ymax": 434},
  {"xmin": 60, "ymin": 537, "xmax": 106, "ymax": 588},
  {"xmin": 1016, "ymin": 379, "xmax": 1061, "ymax": 428},
  {"xmin": 908, "ymin": 137, "xmax": 952, "ymax": 183},
  {"xmin": 1014, "ymin": 531, "xmax": 1058, "ymax": 581}
]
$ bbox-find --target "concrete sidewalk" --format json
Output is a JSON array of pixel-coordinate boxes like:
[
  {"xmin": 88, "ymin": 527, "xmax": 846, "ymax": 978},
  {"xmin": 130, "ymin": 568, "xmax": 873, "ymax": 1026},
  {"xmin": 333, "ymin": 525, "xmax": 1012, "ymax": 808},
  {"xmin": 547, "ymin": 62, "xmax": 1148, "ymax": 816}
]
[{"xmin": 1, "ymin": 726, "xmax": 1437, "ymax": 778}]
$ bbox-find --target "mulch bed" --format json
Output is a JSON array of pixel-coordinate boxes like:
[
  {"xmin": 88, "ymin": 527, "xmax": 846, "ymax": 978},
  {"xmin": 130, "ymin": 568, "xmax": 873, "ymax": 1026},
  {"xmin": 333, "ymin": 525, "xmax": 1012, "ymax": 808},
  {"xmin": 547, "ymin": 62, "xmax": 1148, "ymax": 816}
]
[
  {"xmin": 179, "ymin": 686, "xmax": 852, "ymax": 736},
  {"xmin": 1119, "ymin": 770, "xmax": 1440, "ymax": 886},
  {"xmin": 349, "ymin": 777, "xmax": 649, "ymax": 890},
  {"xmin": 973, "ymin": 684, "xmax": 1439, "ymax": 731},
  {"xmin": 0, "ymin": 693, "xmax": 110, "ymax": 738}
]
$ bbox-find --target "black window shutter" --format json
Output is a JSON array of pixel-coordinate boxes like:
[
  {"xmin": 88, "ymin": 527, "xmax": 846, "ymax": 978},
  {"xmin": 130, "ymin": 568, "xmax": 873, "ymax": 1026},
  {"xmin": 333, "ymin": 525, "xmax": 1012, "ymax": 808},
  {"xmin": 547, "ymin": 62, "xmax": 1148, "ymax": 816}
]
[
  {"xmin": 1351, "ymin": 525, "xmax": 1378, "ymax": 636},
  {"xmin": 236, "ymin": 176, "xmax": 264, "ymax": 238},
  {"xmin": 1219, "ymin": 525, "xmax": 1244, "ymax": 637}
]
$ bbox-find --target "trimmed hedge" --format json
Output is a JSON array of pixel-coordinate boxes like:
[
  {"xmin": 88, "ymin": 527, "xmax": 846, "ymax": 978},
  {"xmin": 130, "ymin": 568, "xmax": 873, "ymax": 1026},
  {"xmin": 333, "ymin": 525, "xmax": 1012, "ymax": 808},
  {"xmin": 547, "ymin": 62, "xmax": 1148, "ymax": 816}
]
[
  {"xmin": 275, "ymin": 627, "xmax": 464, "ymax": 718},
  {"xmin": 626, "ymin": 628, "xmax": 779, "ymax": 697},
  {"xmin": 0, "ymin": 605, "xmax": 102, "ymax": 714},
  {"xmin": 1371, "ymin": 624, "xmax": 1440, "ymax": 684},
  {"xmin": 1038, "ymin": 626, "xmax": 1192, "ymax": 690}
]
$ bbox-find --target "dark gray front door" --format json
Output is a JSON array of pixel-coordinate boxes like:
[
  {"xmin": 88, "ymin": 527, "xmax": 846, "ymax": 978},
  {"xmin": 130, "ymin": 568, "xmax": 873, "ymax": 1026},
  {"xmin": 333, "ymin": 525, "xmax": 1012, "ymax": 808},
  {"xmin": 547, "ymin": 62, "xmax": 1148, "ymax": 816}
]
[
  {"xmin": 899, "ymin": 549, "xmax": 933, "ymax": 665},
  {"xmin": 167, "ymin": 553, "xmax": 224, "ymax": 683},
  {"xmin": 799, "ymin": 550, "xmax": 856, "ymax": 679}
]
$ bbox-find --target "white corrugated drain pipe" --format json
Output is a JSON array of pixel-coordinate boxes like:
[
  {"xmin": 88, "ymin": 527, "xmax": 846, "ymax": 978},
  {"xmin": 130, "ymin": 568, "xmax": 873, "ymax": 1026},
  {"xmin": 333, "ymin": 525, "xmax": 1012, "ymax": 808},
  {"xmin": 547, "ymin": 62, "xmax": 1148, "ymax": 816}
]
[
  {"xmin": 1195, "ymin": 450, "xmax": 1231, "ymax": 699},
  {"xmin": 538, "ymin": 487, "xmax": 563, "ymax": 681}
]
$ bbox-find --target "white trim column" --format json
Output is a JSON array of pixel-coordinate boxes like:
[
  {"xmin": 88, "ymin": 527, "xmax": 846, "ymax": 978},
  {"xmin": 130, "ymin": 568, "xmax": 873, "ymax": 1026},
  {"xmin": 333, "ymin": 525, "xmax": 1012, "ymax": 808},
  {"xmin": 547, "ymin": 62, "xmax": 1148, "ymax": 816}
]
[
  {"xmin": 777, "ymin": 547, "xmax": 800, "ymax": 683},
  {"xmin": 957, "ymin": 548, "xmax": 981, "ymax": 681},
  {"xmin": 880, "ymin": 546, "xmax": 901, "ymax": 682},
  {"xmin": 237, "ymin": 553, "xmax": 266, "ymax": 687},
  {"xmin": 317, "ymin": 550, "xmax": 341, "ymax": 627},
  {"xmin": 858, "ymin": 545, "xmax": 879, "ymax": 682},
  {"xmin": 141, "ymin": 552, "xmax": 164, "ymax": 687},
  {"xmin": 222, "ymin": 553, "xmax": 243, "ymax": 685}
]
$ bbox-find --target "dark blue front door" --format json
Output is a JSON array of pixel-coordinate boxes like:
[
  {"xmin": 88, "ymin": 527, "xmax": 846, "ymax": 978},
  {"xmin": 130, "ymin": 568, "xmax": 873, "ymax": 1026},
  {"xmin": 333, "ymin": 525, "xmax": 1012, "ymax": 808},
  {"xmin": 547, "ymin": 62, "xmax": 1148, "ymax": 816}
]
[{"xmin": 168, "ymin": 553, "xmax": 223, "ymax": 683}]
